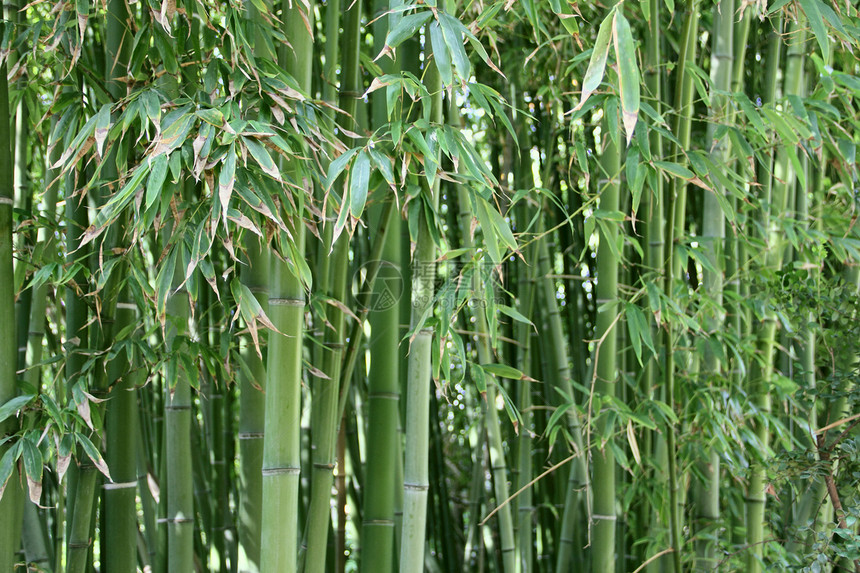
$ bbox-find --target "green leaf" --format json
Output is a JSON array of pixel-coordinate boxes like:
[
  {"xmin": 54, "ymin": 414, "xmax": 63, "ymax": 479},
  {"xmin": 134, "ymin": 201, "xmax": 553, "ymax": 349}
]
[
  {"xmin": 625, "ymin": 302, "xmax": 655, "ymax": 366},
  {"xmin": 94, "ymin": 103, "xmax": 111, "ymax": 158},
  {"xmin": 243, "ymin": 137, "xmax": 281, "ymax": 180},
  {"xmin": 0, "ymin": 443, "xmax": 21, "ymax": 500},
  {"xmin": 0, "ymin": 395, "xmax": 34, "ymax": 425},
  {"xmin": 481, "ymin": 363, "xmax": 526, "ymax": 380},
  {"xmin": 350, "ymin": 151, "xmax": 371, "ymax": 218},
  {"xmin": 439, "ymin": 12, "xmax": 471, "ymax": 82},
  {"xmin": 654, "ymin": 160, "xmax": 694, "ymax": 180},
  {"xmin": 369, "ymin": 149, "xmax": 395, "ymax": 187},
  {"xmin": 21, "ymin": 439, "xmax": 42, "ymax": 503},
  {"xmin": 218, "ymin": 146, "xmax": 237, "ymax": 221},
  {"xmin": 473, "ymin": 364, "xmax": 487, "ymax": 396},
  {"xmin": 324, "ymin": 147, "xmax": 360, "ymax": 191},
  {"xmin": 577, "ymin": 8, "xmax": 614, "ymax": 110},
  {"xmin": 475, "ymin": 198, "xmax": 501, "ymax": 264},
  {"xmin": 155, "ymin": 247, "xmax": 178, "ymax": 319},
  {"xmin": 799, "ymin": 0, "xmax": 829, "ymax": 61},
  {"xmin": 196, "ymin": 107, "xmax": 224, "ymax": 127},
  {"xmin": 76, "ymin": 433, "xmax": 111, "ymax": 480},
  {"xmin": 153, "ymin": 112, "xmax": 194, "ymax": 156},
  {"xmin": 142, "ymin": 91, "xmax": 161, "ymax": 124},
  {"xmin": 146, "ymin": 153, "xmax": 169, "ymax": 210},
  {"xmin": 230, "ymin": 278, "xmax": 281, "ymax": 356},
  {"xmin": 497, "ymin": 303, "xmax": 534, "ymax": 327},
  {"xmin": 546, "ymin": 402, "xmax": 574, "ymax": 435},
  {"xmin": 384, "ymin": 11, "xmax": 433, "ymax": 50},
  {"xmin": 88, "ymin": 161, "xmax": 151, "ymax": 239},
  {"xmin": 613, "ymin": 10, "xmax": 639, "ymax": 146},
  {"xmin": 429, "ymin": 21, "xmax": 453, "ymax": 86}
]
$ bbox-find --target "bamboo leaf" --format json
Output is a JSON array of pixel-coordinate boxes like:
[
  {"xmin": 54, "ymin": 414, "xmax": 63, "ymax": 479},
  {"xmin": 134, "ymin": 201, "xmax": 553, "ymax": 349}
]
[
  {"xmin": 439, "ymin": 12, "xmax": 471, "ymax": 82},
  {"xmin": 613, "ymin": 10, "xmax": 639, "ymax": 146},
  {"xmin": 196, "ymin": 107, "xmax": 224, "ymax": 127},
  {"xmin": 429, "ymin": 21, "xmax": 453, "ymax": 86},
  {"xmin": 243, "ymin": 137, "xmax": 281, "ymax": 180},
  {"xmin": 0, "ymin": 444, "xmax": 21, "ymax": 501},
  {"xmin": 76, "ymin": 433, "xmax": 112, "ymax": 481},
  {"xmin": 799, "ymin": 0, "xmax": 829, "ymax": 61},
  {"xmin": 626, "ymin": 420, "xmax": 641, "ymax": 466},
  {"xmin": 349, "ymin": 151, "xmax": 371, "ymax": 218},
  {"xmin": 382, "ymin": 11, "xmax": 433, "ymax": 52},
  {"xmin": 155, "ymin": 248, "xmax": 178, "ymax": 320},
  {"xmin": 475, "ymin": 198, "xmax": 501, "ymax": 264},
  {"xmin": 369, "ymin": 149, "xmax": 395, "ymax": 188},
  {"xmin": 142, "ymin": 91, "xmax": 162, "ymax": 127},
  {"xmin": 230, "ymin": 278, "xmax": 282, "ymax": 357},
  {"xmin": 654, "ymin": 160, "xmax": 695, "ymax": 180},
  {"xmin": 576, "ymin": 8, "xmax": 614, "ymax": 110},
  {"xmin": 546, "ymin": 403, "xmax": 574, "ymax": 436},
  {"xmin": 219, "ymin": 146, "xmax": 237, "ymax": 225},
  {"xmin": 94, "ymin": 103, "xmax": 111, "ymax": 158},
  {"xmin": 152, "ymin": 112, "xmax": 194, "ymax": 156},
  {"xmin": 146, "ymin": 153, "xmax": 169, "ymax": 210},
  {"xmin": 21, "ymin": 439, "xmax": 42, "ymax": 504},
  {"xmin": 84, "ymin": 162, "xmax": 152, "ymax": 247},
  {"xmin": 324, "ymin": 147, "xmax": 360, "ymax": 191},
  {"xmin": 0, "ymin": 395, "xmax": 34, "ymax": 425},
  {"xmin": 496, "ymin": 304, "xmax": 535, "ymax": 328},
  {"xmin": 480, "ymin": 363, "xmax": 526, "ymax": 379},
  {"xmin": 472, "ymin": 364, "xmax": 487, "ymax": 398}
]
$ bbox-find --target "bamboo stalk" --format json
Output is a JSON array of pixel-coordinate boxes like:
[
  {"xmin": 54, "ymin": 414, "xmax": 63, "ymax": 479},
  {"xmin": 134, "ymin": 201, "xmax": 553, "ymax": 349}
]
[
  {"xmin": 692, "ymin": 0, "xmax": 734, "ymax": 568},
  {"xmin": 259, "ymin": 0, "xmax": 314, "ymax": 569},
  {"xmin": 238, "ymin": 239, "xmax": 267, "ymax": 573},
  {"xmin": 0, "ymin": 50, "xmax": 24, "ymax": 573},
  {"xmin": 592, "ymin": 115, "xmax": 620, "ymax": 573},
  {"xmin": 399, "ymin": 52, "xmax": 442, "ymax": 570},
  {"xmin": 103, "ymin": 295, "xmax": 139, "ymax": 572},
  {"xmin": 745, "ymin": 17, "xmax": 783, "ymax": 572},
  {"xmin": 302, "ymin": 0, "xmax": 362, "ymax": 566}
]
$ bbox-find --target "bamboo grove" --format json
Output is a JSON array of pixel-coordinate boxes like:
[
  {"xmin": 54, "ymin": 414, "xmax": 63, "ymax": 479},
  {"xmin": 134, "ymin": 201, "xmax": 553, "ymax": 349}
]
[{"xmin": 1, "ymin": 0, "xmax": 860, "ymax": 570}]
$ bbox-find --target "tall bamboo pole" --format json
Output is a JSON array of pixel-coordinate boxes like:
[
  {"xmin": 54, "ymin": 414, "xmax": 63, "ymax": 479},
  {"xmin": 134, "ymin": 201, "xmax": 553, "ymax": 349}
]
[
  {"xmin": 66, "ymin": 0, "xmax": 133, "ymax": 567},
  {"xmin": 260, "ymin": 0, "xmax": 314, "ymax": 568},
  {"xmin": 359, "ymin": 0, "xmax": 402, "ymax": 566},
  {"xmin": 0, "ymin": 45, "xmax": 24, "ymax": 573},
  {"xmin": 692, "ymin": 0, "xmax": 734, "ymax": 568},
  {"xmin": 302, "ymin": 0, "xmax": 362, "ymax": 566},
  {"xmin": 592, "ymin": 115, "xmax": 620, "ymax": 573},
  {"xmin": 399, "ymin": 48, "xmax": 442, "ymax": 573},
  {"xmin": 103, "ymin": 296, "xmax": 139, "ymax": 572},
  {"xmin": 165, "ymin": 242, "xmax": 194, "ymax": 573},
  {"xmin": 239, "ymin": 239, "xmax": 267, "ymax": 573},
  {"xmin": 455, "ymin": 186, "xmax": 516, "ymax": 573}
]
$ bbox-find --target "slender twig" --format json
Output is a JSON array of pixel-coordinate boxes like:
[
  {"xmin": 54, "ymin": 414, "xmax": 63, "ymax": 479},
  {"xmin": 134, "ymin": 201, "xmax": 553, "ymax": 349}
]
[{"xmin": 479, "ymin": 453, "xmax": 576, "ymax": 526}]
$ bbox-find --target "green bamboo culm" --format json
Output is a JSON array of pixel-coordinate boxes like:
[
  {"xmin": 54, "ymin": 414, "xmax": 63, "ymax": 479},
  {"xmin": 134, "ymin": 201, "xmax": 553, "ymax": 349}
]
[
  {"xmin": 0, "ymin": 49, "xmax": 24, "ymax": 573},
  {"xmin": 260, "ymin": 0, "xmax": 314, "ymax": 569},
  {"xmin": 745, "ymin": 17, "xmax": 783, "ymax": 572},
  {"xmin": 238, "ymin": 5, "xmax": 278, "ymax": 570},
  {"xmin": 454, "ymin": 183, "xmax": 516, "ymax": 573},
  {"xmin": 661, "ymin": 2, "xmax": 701, "ymax": 570},
  {"xmin": 238, "ymin": 239, "xmax": 268, "ymax": 573},
  {"xmin": 692, "ymin": 0, "xmax": 734, "ymax": 568},
  {"xmin": 592, "ymin": 114, "xmax": 620, "ymax": 573},
  {"xmin": 165, "ymin": 239, "xmax": 194, "ymax": 573},
  {"xmin": 302, "ymin": 0, "xmax": 362, "ymax": 566},
  {"xmin": 103, "ymin": 297, "xmax": 139, "ymax": 572},
  {"xmin": 66, "ymin": 0, "xmax": 133, "ymax": 566},
  {"xmin": 399, "ymin": 48, "xmax": 442, "ymax": 573},
  {"xmin": 359, "ymin": 0, "xmax": 402, "ymax": 566}
]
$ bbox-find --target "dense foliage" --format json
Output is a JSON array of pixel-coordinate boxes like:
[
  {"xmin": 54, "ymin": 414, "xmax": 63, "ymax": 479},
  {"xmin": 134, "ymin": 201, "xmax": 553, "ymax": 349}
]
[{"xmin": 1, "ymin": 0, "xmax": 859, "ymax": 571}]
